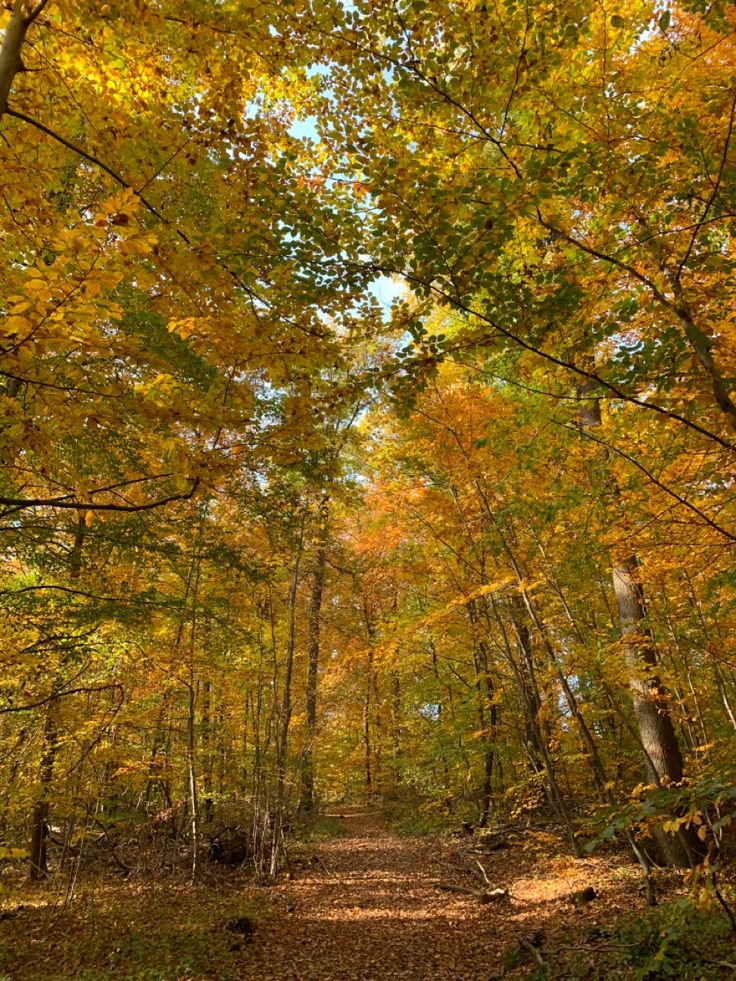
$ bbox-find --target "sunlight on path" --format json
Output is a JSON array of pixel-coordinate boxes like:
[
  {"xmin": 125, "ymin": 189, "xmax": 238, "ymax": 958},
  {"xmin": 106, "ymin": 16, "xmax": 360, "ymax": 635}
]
[{"xmin": 238, "ymin": 811, "xmax": 506, "ymax": 981}]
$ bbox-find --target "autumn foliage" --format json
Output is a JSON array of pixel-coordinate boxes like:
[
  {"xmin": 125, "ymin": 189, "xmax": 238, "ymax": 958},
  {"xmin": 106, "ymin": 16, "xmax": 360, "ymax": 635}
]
[{"xmin": 1, "ymin": 0, "xmax": 735, "ymax": 929}]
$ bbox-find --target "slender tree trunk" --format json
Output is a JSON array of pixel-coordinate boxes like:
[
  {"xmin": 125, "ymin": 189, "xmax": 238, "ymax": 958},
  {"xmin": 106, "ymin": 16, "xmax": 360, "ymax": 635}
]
[
  {"xmin": 276, "ymin": 514, "xmax": 305, "ymax": 823},
  {"xmin": 302, "ymin": 499, "xmax": 328, "ymax": 812},
  {"xmin": 187, "ymin": 678, "xmax": 199, "ymax": 883},
  {"xmin": 363, "ymin": 678, "xmax": 372, "ymax": 795},
  {"xmin": 29, "ymin": 710, "xmax": 56, "ymax": 880},
  {"xmin": 201, "ymin": 679, "xmax": 213, "ymax": 825},
  {"xmin": 361, "ymin": 594, "xmax": 378, "ymax": 798},
  {"xmin": 390, "ymin": 668, "xmax": 402, "ymax": 792},
  {"xmin": 440, "ymin": 426, "xmax": 579, "ymax": 851},
  {"xmin": 488, "ymin": 590, "xmax": 579, "ymax": 854},
  {"xmin": 466, "ymin": 599, "xmax": 496, "ymax": 827},
  {"xmin": 428, "ymin": 641, "xmax": 451, "ymax": 806},
  {"xmin": 683, "ymin": 572, "xmax": 736, "ymax": 733},
  {"xmin": 487, "ymin": 593, "xmax": 544, "ymax": 782},
  {"xmin": 29, "ymin": 515, "xmax": 86, "ymax": 879}
]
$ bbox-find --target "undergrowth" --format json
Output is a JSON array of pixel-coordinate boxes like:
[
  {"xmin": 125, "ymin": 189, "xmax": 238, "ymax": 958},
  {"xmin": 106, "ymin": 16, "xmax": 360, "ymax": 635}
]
[
  {"xmin": 292, "ymin": 812, "xmax": 347, "ymax": 843},
  {"xmin": 0, "ymin": 876, "xmax": 261, "ymax": 981},
  {"xmin": 382, "ymin": 798, "xmax": 457, "ymax": 837},
  {"xmin": 501, "ymin": 895, "xmax": 736, "ymax": 980}
]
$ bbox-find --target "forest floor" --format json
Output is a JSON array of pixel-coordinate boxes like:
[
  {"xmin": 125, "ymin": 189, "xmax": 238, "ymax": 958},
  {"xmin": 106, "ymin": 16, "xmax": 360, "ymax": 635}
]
[
  {"xmin": 0, "ymin": 808, "xmax": 734, "ymax": 980},
  {"xmin": 241, "ymin": 808, "xmax": 644, "ymax": 981}
]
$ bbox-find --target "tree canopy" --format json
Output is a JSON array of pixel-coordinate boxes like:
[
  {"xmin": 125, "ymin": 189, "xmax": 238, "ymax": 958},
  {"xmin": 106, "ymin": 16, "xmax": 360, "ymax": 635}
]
[{"xmin": 1, "ymin": 0, "xmax": 736, "ymax": 960}]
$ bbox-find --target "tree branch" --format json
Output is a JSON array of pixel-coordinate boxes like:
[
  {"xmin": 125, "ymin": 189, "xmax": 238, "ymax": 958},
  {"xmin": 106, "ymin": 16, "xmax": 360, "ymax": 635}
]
[
  {"xmin": 4, "ymin": 107, "xmax": 328, "ymax": 339},
  {"xmin": 370, "ymin": 261, "xmax": 736, "ymax": 454},
  {"xmin": 678, "ymin": 89, "xmax": 736, "ymax": 275},
  {"xmin": 0, "ymin": 477, "xmax": 199, "ymax": 515},
  {"xmin": 0, "ymin": 682, "xmax": 123, "ymax": 714},
  {"xmin": 0, "ymin": 0, "xmax": 50, "ymax": 119},
  {"xmin": 556, "ymin": 421, "xmax": 736, "ymax": 544}
]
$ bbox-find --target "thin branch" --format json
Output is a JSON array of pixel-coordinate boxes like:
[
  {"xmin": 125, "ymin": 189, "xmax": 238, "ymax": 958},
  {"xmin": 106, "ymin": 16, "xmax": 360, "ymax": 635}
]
[
  {"xmin": 0, "ymin": 477, "xmax": 199, "ymax": 515},
  {"xmin": 678, "ymin": 89, "xmax": 736, "ymax": 275},
  {"xmin": 4, "ymin": 106, "xmax": 166, "ymax": 219},
  {"xmin": 0, "ymin": 682, "xmax": 123, "ymax": 714},
  {"xmin": 557, "ymin": 421, "xmax": 736, "ymax": 544},
  {"xmin": 537, "ymin": 211, "xmax": 673, "ymax": 309},
  {"xmin": 370, "ymin": 260, "xmax": 736, "ymax": 454},
  {"xmin": 5, "ymin": 107, "xmax": 328, "ymax": 339}
]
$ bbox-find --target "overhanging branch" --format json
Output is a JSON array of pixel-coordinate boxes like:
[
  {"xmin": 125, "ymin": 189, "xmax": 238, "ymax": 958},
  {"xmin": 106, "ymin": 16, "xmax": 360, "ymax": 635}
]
[{"xmin": 0, "ymin": 477, "xmax": 199, "ymax": 515}]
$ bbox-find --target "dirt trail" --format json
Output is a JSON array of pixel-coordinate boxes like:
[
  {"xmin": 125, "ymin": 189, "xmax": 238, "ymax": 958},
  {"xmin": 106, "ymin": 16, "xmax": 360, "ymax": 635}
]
[{"xmin": 240, "ymin": 810, "xmax": 511, "ymax": 981}]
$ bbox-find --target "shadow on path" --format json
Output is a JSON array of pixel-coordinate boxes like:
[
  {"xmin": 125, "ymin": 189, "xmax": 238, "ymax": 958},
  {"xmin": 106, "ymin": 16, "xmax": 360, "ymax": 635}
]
[{"xmin": 239, "ymin": 810, "xmax": 633, "ymax": 981}]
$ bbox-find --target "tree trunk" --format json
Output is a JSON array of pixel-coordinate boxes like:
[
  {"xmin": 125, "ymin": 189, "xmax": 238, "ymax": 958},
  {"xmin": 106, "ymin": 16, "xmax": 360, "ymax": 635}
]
[
  {"xmin": 578, "ymin": 376, "xmax": 702, "ymax": 866},
  {"xmin": 187, "ymin": 678, "xmax": 199, "ymax": 883},
  {"xmin": 29, "ymin": 515, "xmax": 86, "ymax": 879},
  {"xmin": 466, "ymin": 599, "xmax": 496, "ymax": 828},
  {"xmin": 362, "ymin": 594, "xmax": 378, "ymax": 798},
  {"xmin": 363, "ymin": 676, "xmax": 372, "ymax": 795},
  {"xmin": 0, "ymin": 1, "xmax": 39, "ymax": 121},
  {"xmin": 276, "ymin": 514, "xmax": 305, "ymax": 826},
  {"xmin": 29, "ymin": 710, "xmax": 56, "ymax": 880},
  {"xmin": 612, "ymin": 556, "xmax": 685, "ymax": 786},
  {"xmin": 201, "ymin": 680, "xmax": 213, "ymax": 825},
  {"xmin": 302, "ymin": 500, "xmax": 328, "ymax": 812}
]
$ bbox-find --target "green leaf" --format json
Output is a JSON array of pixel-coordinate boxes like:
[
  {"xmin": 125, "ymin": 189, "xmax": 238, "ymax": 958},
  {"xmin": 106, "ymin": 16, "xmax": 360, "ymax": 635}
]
[
  {"xmin": 610, "ymin": 14, "xmax": 625, "ymax": 27},
  {"xmin": 658, "ymin": 10, "xmax": 671, "ymax": 30}
]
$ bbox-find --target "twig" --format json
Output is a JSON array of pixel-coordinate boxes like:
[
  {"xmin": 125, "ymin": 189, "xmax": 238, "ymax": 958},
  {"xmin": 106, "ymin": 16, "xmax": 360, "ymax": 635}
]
[
  {"xmin": 452, "ymin": 847, "xmax": 506, "ymax": 892},
  {"xmin": 519, "ymin": 938, "xmax": 550, "ymax": 975},
  {"xmin": 314, "ymin": 854, "xmax": 343, "ymax": 885},
  {"xmin": 713, "ymin": 872, "xmax": 736, "ymax": 937},
  {"xmin": 475, "ymin": 858, "xmax": 492, "ymax": 888}
]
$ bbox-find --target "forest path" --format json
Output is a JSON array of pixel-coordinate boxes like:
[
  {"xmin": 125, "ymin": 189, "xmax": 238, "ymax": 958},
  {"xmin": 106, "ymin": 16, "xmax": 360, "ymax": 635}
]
[{"xmin": 241, "ymin": 809, "xmax": 517, "ymax": 981}]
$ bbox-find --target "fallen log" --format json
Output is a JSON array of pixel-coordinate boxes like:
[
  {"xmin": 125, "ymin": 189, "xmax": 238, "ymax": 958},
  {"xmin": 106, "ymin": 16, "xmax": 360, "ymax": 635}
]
[
  {"xmin": 451, "ymin": 848, "xmax": 506, "ymax": 894},
  {"xmin": 434, "ymin": 881, "xmax": 508, "ymax": 903}
]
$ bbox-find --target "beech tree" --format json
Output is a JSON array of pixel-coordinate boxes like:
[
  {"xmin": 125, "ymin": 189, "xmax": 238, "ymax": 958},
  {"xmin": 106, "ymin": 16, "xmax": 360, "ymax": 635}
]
[{"xmin": 2, "ymin": 0, "xmax": 736, "ymax": 890}]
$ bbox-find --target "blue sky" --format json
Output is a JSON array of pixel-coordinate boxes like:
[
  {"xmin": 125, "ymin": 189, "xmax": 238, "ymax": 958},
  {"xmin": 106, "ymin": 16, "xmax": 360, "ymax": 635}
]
[{"xmin": 289, "ymin": 115, "xmax": 405, "ymax": 315}]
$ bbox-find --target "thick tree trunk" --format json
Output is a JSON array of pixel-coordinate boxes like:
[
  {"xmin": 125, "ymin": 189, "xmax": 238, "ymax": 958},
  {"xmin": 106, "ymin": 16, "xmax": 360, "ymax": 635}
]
[
  {"xmin": 0, "ymin": 1, "xmax": 38, "ymax": 120},
  {"xmin": 578, "ymin": 376, "xmax": 702, "ymax": 866},
  {"xmin": 612, "ymin": 557, "xmax": 685, "ymax": 787},
  {"xmin": 612, "ymin": 556, "xmax": 705, "ymax": 867}
]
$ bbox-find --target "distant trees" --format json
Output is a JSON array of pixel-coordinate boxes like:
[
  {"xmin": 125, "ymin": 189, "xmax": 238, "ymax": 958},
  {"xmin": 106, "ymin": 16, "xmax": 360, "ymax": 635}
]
[{"xmin": 1, "ymin": 0, "xmax": 734, "ymax": 882}]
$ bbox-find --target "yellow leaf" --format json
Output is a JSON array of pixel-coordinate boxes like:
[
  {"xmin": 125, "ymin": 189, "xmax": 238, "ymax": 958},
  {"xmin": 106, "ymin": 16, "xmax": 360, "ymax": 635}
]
[
  {"xmin": 4, "ymin": 316, "xmax": 29, "ymax": 336},
  {"xmin": 85, "ymin": 510, "xmax": 95, "ymax": 527}
]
